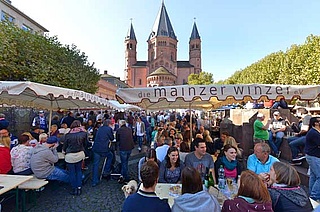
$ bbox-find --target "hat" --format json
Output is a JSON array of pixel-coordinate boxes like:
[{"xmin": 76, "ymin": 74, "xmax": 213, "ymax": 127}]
[
  {"xmin": 39, "ymin": 110, "xmax": 44, "ymax": 114},
  {"xmin": 273, "ymin": 111, "xmax": 280, "ymax": 115},
  {"xmin": 46, "ymin": 136, "xmax": 60, "ymax": 144},
  {"xmin": 257, "ymin": 113, "xmax": 264, "ymax": 118}
]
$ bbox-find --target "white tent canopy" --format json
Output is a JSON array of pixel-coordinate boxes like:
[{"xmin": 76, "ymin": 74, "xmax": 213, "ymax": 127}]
[
  {"xmin": 116, "ymin": 84, "xmax": 320, "ymax": 110},
  {"xmin": 108, "ymin": 100, "xmax": 141, "ymax": 111},
  {"xmin": 0, "ymin": 81, "xmax": 109, "ymax": 110}
]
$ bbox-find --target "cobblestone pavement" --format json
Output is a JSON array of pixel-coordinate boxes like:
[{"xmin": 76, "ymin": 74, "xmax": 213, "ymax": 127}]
[{"xmin": 2, "ymin": 146, "xmax": 146, "ymax": 212}]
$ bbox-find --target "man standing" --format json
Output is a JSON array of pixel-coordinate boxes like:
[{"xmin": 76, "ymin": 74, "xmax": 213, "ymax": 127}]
[
  {"xmin": 268, "ymin": 111, "xmax": 286, "ymax": 158},
  {"xmin": 185, "ymin": 138, "xmax": 215, "ymax": 181},
  {"xmin": 122, "ymin": 161, "xmax": 170, "ymax": 212},
  {"xmin": 253, "ymin": 113, "xmax": 271, "ymax": 143},
  {"xmin": 155, "ymin": 137, "xmax": 172, "ymax": 162},
  {"xmin": 91, "ymin": 119, "xmax": 114, "ymax": 187},
  {"xmin": 247, "ymin": 142, "xmax": 279, "ymax": 181},
  {"xmin": 32, "ymin": 110, "xmax": 48, "ymax": 133},
  {"xmin": 116, "ymin": 120, "xmax": 135, "ymax": 183},
  {"xmin": 305, "ymin": 117, "xmax": 320, "ymax": 202},
  {"xmin": 30, "ymin": 136, "xmax": 69, "ymax": 183},
  {"xmin": 61, "ymin": 111, "xmax": 75, "ymax": 128}
]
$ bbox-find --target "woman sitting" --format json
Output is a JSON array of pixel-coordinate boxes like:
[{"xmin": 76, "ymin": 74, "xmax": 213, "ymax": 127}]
[
  {"xmin": 159, "ymin": 146, "xmax": 184, "ymax": 183},
  {"xmin": 222, "ymin": 170, "xmax": 273, "ymax": 212},
  {"xmin": 268, "ymin": 161, "xmax": 313, "ymax": 212},
  {"xmin": 172, "ymin": 167, "xmax": 220, "ymax": 212},
  {"xmin": 214, "ymin": 144, "xmax": 242, "ymax": 181},
  {"xmin": 223, "ymin": 136, "xmax": 242, "ymax": 158},
  {"xmin": 0, "ymin": 136, "xmax": 12, "ymax": 174},
  {"xmin": 10, "ymin": 134, "xmax": 33, "ymax": 175},
  {"xmin": 138, "ymin": 148, "xmax": 160, "ymax": 182}
]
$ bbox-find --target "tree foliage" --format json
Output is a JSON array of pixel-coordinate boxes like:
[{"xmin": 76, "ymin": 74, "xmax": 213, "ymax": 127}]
[
  {"xmin": 188, "ymin": 71, "xmax": 214, "ymax": 85},
  {"xmin": 223, "ymin": 34, "xmax": 320, "ymax": 85},
  {"xmin": 0, "ymin": 21, "xmax": 100, "ymax": 93}
]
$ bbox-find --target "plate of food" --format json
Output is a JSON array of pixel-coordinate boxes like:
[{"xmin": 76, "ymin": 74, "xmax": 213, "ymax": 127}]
[{"xmin": 169, "ymin": 184, "xmax": 181, "ymax": 197}]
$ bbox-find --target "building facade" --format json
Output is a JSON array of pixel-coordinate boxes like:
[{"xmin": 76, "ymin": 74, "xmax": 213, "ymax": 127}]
[
  {"xmin": 124, "ymin": 1, "xmax": 202, "ymax": 88},
  {"xmin": 0, "ymin": 0, "xmax": 48, "ymax": 34}
]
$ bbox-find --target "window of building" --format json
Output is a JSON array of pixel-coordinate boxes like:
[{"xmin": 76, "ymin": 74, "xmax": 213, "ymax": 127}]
[
  {"xmin": 139, "ymin": 79, "xmax": 142, "ymax": 85},
  {"xmin": 22, "ymin": 24, "xmax": 32, "ymax": 32},
  {"xmin": 1, "ymin": 11, "xmax": 14, "ymax": 22},
  {"xmin": 183, "ymin": 79, "xmax": 186, "ymax": 84}
]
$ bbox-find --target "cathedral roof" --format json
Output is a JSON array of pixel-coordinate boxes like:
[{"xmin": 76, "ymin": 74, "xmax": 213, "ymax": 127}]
[
  {"xmin": 190, "ymin": 22, "xmax": 200, "ymax": 40},
  {"xmin": 177, "ymin": 61, "xmax": 194, "ymax": 68},
  {"xmin": 125, "ymin": 22, "xmax": 136, "ymax": 41},
  {"xmin": 148, "ymin": 66, "xmax": 176, "ymax": 77},
  {"xmin": 132, "ymin": 61, "xmax": 147, "ymax": 67},
  {"xmin": 148, "ymin": 2, "xmax": 177, "ymax": 40}
]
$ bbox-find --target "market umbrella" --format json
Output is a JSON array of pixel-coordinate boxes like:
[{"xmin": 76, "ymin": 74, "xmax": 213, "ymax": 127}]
[{"xmin": 0, "ymin": 81, "xmax": 110, "ymax": 127}]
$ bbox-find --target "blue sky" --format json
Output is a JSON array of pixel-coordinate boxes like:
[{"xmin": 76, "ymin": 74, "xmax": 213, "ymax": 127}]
[{"xmin": 12, "ymin": 0, "xmax": 320, "ymax": 81}]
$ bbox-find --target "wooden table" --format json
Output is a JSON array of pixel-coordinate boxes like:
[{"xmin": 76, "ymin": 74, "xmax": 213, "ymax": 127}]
[
  {"xmin": 58, "ymin": 152, "xmax": 65, "ymax": 160},
  {"xmin": 0, "ymin": 174, "xmax": 33, "ymax": 195},
  {"xmin": 0, "ymin": 174, "xmax": 33, "ymax": 212}
]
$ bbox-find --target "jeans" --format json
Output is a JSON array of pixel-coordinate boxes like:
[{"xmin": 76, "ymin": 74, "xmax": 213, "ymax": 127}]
[
  {"xmin": 288, "ymin": 136, "xmax": 306, "ymax": 159},
  {"xmin": 15, "ymin": 168, "xmax": 33, "ymax": 175},
  {"xmin": 137, "ymin": 136, "xmax": 143, "ymax": 149},
  {"xmin": 47, "ymin": 167, "xmax": 69, "ymax": 183},
  {"xmin": 92, "ymin": 151, "xmax": 113, "ymax": 185},
  {"xmin": 268, "ymin": 131, "xmax": 284, "ymax": 154},
  {"xmin": 66, "ymin": 161, "xmax": 82, "ymax": 189},
  {"xmin": 306, "ymin": 155, "xmax": 320, "ymax": 201},
  {"xmin": 120, "ymin": 150, "xmax": 131, "ymax": 181}
]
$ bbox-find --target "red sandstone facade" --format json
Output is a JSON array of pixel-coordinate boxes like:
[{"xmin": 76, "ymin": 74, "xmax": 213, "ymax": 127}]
[{"xmin": 124, "ymin": 2, "xmax": 202, "ymax": 88}]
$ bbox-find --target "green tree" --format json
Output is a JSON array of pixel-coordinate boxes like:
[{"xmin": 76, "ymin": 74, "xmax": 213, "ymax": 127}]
[
  {"xmin": 188, "ymin": 71, "xmax": 214, "ymax": 85},
  {"xmin": 0, "ymin": 21, "xmax": 100, "ymax": 93},
  {"xmin": 223, "ymin": 34, "xmax": 320, "ymax": 85}
]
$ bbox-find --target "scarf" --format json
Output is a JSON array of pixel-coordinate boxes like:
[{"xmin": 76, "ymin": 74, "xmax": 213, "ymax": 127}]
[
  {"xmin": 69, "ymin": 126, "xmax": 86, "ymax": 133},
  {"xmin": 221, "ymin": 155, "xmax": 237, "ymax": 170}
]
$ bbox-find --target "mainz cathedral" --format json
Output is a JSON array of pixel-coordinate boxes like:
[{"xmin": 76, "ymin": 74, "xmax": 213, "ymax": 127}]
[{"xmin": 124, "ymin": 1, "xmax": 202, "ymax": 88}]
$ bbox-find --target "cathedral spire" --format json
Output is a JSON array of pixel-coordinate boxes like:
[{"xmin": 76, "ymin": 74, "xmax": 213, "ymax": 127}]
[
  {"xmin": 125, "ymin": 20, "xmax": 136, "ymax": 41},
  {"xmin": 148, "ymin": 1, "xmax": 176, "ymax": 40},
  {"xmin": 190, "ymin": 19, "xmax": 200, "ymax": 40}
]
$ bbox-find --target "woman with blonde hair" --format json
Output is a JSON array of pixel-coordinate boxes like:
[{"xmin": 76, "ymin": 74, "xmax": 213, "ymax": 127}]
[
  {"xmin": 222, "ymin": 170, "xmax": 273, "ymax": 212},
  {"xmin": 224, "ymin": 136, "xmax": 242, "ymax": 157},
  {"xmin": 268, "ymin": 161, "xmax": 313, "ymax": 212},
  {"xmin": 0, "ymin": 136, "xmax": 12, "ymax": 174}
]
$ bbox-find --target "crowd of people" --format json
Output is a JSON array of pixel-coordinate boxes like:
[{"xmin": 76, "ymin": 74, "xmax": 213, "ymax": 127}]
[{"xmin": 0, "ymin": 108, "xmax": 319, "ymax": 212}]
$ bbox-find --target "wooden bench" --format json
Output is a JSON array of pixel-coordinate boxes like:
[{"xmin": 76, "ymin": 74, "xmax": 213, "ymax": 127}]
[{"xmin": 18, "ymin": 176, "xmax": 48, "ymax": 211}]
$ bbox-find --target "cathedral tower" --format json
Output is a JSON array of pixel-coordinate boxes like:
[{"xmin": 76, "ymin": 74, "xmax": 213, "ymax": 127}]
[
  {"xmin": 124, "ymin": 22, "xmax": 137, "ymax": 86},
  {"xmin": 147, "ymin": 1, "xmax": 178, "ymax": 75},
  {"xmin": 189, "ymin": 21, "xmax": 201, "ymax": 74}
]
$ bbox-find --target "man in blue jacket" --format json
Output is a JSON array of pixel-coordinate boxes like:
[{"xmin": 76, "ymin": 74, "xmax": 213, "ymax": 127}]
[{"xmin": 91, "ymin": 119, "xmax": 114, "ymax": 187}]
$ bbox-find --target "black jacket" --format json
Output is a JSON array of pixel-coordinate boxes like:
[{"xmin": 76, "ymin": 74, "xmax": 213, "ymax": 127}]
[
  {"xmin": 63, "ymin": 131, "xmax": 87, "ymax": 154},
  {"xmin": 268, "ymin": 186, "xmax": 313, "ymax": 212},
  {"xmin": 116, "ymin": 125, "xmax": 134, "ymax": 151}
]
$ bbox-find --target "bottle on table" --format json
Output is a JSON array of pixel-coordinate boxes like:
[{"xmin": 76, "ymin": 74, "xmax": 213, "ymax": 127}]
[
  {"xmin": 204, "ymin": 167, "xmax": 209, "ymax": 189},
  {"xmin": 218, "ymin": 165, "xmax": 226, "ymax": 189},
  {"xmin": 208, "ymin": 171, "xmax": 215, "ymax": 188}
]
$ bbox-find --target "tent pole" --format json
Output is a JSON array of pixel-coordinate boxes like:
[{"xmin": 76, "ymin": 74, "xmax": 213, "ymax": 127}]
[
  {"xmin": 190, "ymin": 102, "xmax": 192, "ymax": 142},
  {"xmin": 48, "ymin": 102, "xmax": 52, "ymax": 137}
]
